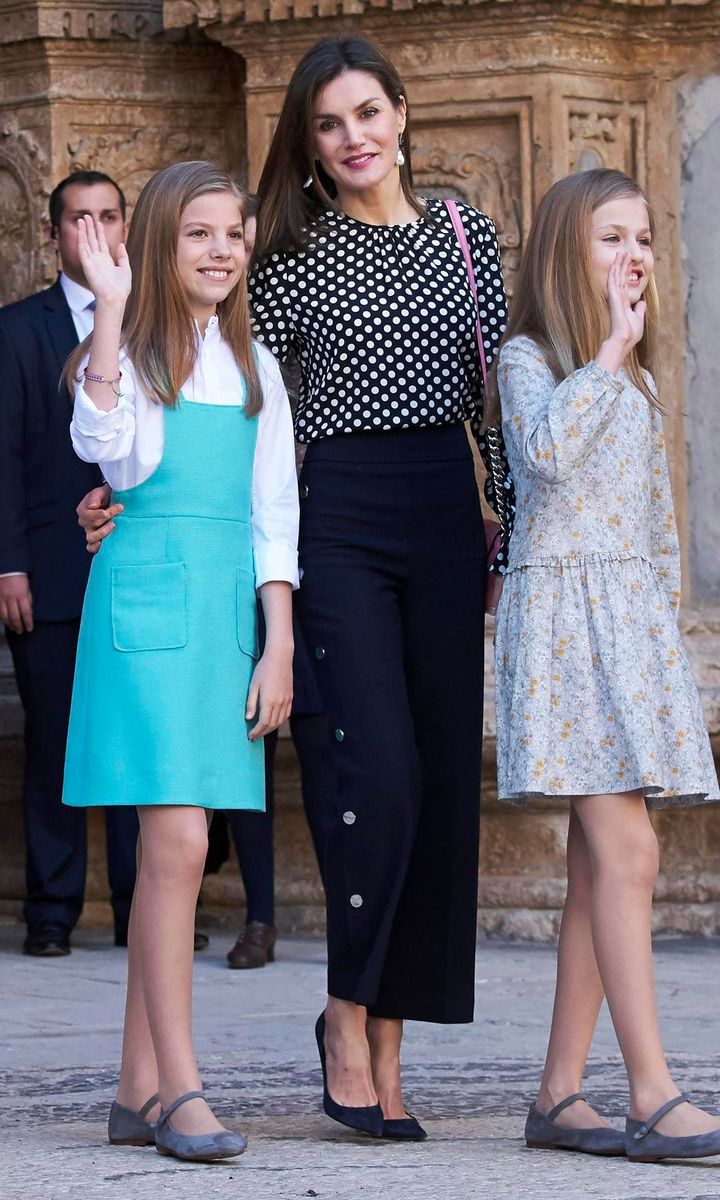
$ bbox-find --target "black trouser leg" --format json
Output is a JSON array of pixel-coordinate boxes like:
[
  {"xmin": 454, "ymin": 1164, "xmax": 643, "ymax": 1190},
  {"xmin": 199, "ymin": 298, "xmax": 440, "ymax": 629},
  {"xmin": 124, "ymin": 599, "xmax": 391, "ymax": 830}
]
[
  {"xmin": 7, "ymin": 620, "xmax": 86, "ymax": 934},
  {"xmin": 289, "ymin": 712, "xmax": 335, "ymax": 885},
  {"xmin": 370, "ymin": 529, "xmax": 486, "ymax": 1022},
  {"xmin": 105, "ymin": 807, "xmax": 140, "ymax": 937},
  {"xmin": 298, "ymin": 427, "xmax": 486, "ymax": 1022},
  {"xmin": 297, "ymin": 554, "xmax": 423, "ymax": 1007},
  {"xmin": 225, "ymin": 730, "xmax": 277, "ymax": 925}
]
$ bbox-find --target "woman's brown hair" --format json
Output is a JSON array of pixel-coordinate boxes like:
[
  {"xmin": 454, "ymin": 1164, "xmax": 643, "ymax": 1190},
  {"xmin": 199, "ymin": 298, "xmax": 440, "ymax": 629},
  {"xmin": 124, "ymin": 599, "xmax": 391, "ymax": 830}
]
[
  {"xmin": 486, "ymin": 168, "xmax": 660, "ymax": 426},
  {"xmin": 255, "ymin": 35, "xmax": 423, "ymax": 261},
  {"xmin": 65, "ymin": 161, "xmax": 263, "ymax": 415}
]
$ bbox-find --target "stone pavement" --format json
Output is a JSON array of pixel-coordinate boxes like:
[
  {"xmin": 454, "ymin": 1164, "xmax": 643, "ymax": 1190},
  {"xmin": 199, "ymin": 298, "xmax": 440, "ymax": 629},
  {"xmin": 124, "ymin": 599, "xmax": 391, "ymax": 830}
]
[{"xmin": 1, "ymin": 923, "xmax": 719, "ymax": 1200}]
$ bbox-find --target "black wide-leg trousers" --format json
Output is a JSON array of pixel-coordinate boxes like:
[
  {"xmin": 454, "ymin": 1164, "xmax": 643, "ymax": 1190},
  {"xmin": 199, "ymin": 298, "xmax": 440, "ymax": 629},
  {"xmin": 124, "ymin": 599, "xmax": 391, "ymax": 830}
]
[{"xmin": 297, "ymin": 426, "xmax": 486, "ymax": 1024}]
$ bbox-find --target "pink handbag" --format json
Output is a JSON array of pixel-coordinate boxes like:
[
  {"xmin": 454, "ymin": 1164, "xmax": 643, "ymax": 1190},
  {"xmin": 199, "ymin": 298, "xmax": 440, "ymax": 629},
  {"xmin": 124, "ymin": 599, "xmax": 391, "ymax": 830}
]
[{"xmin": 445, "ymin": 200, "xmax": 504, "ymax": 610}]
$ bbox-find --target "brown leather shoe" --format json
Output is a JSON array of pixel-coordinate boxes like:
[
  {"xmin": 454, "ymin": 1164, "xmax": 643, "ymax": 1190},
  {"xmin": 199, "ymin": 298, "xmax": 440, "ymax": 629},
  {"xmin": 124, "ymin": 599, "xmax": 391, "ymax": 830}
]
[{"xmin": 226, "ymin": 922, "xmax": 277, "ymax": 969}]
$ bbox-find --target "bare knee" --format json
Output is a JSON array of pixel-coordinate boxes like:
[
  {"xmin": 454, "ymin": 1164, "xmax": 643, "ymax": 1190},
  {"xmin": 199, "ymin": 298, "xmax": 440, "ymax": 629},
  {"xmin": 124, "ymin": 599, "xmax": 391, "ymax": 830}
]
[
  {"xmin": 595, "ymin": 825, "xmax": 659, "ymax": 894},
  {"xmin": 139, "ymin": 813, "xmax": 209, "ymax": 887}
]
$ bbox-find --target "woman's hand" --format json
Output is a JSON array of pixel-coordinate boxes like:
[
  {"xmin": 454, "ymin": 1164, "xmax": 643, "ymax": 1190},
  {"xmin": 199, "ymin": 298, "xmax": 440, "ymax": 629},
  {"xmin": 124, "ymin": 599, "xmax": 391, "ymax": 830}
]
[
  {"xmin": 246, "ymin": 645, "xmax": 294, "ymax": 740},
  {"xmin": 485, "ymin": 571, "xmax": 504, "ymax": 617},
  {"xmin": 77, "ymin": 484, "xmax": 122, "ymax": 553},
  {"xmin": 77, "ymin": 215, "xmax": 131, "ymax": 308},
  {"xmin": 596, "ymin": 251, "xmax": 646, "ymax": 375}
]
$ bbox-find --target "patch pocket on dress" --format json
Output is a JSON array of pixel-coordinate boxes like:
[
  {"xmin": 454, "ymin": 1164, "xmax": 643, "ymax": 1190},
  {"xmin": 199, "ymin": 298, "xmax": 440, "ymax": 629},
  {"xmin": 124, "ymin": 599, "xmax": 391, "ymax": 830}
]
[
  {"xmin": 111, "ymin": 562, "xmax": 188, "ymax": 652},
  {"xmin": 236, "ymin": 566, "xmax": 259, "ymax": 659}
]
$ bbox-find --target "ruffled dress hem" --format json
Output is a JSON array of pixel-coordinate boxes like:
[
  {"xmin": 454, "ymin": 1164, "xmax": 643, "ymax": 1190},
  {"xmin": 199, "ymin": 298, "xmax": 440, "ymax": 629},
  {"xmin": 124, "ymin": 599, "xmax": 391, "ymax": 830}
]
[{"xmin": 498, "ymin": 783, "xmax": 720, "ymax": 811}]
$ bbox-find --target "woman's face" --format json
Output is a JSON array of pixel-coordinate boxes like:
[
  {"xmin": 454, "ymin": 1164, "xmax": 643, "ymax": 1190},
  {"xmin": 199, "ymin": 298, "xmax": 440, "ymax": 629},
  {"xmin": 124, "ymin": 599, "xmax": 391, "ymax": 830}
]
[
  {"xmin": 311, "ymin": 69, "xmax": 406, "ymax": 197},
  {"xmin": 176, "ymin": 191, "xmax": 248, "ymax": 324},
  {"xmin": 590, "ymin": 194, "xmax": 654, "ymax": 306}
]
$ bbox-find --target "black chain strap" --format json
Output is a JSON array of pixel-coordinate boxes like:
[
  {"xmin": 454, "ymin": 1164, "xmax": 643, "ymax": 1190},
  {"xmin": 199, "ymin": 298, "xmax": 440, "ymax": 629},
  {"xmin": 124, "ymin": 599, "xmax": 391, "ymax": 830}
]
[{"xmin": 483, "ymin": 424, "xmax": 509, "ymax": 536}]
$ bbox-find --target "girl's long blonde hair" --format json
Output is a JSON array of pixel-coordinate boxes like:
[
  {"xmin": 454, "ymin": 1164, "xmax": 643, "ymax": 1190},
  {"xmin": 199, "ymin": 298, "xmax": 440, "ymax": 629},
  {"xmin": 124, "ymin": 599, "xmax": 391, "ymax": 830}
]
[
  {"xmin": 65, "ymin": 161, "xmax": 262, "ymax": 415},
  {"xmin": 486, "ymin": 168, "xmax": 659, "ymax": 427}
]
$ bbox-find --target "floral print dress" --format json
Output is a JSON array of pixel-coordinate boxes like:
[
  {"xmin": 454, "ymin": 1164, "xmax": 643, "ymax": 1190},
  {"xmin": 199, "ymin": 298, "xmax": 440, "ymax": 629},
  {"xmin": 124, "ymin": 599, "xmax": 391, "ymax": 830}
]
[{"xmin": 494, "ymin": 335, "xmax": 719, "ymax": 808}]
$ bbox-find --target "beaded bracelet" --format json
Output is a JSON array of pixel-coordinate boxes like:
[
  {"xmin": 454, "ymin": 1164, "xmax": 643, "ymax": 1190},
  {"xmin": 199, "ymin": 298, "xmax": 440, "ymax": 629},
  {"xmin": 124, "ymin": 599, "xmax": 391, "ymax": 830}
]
[{"xmin": 84, "ymin": 368, "xmax": 123, "ymax": 398}]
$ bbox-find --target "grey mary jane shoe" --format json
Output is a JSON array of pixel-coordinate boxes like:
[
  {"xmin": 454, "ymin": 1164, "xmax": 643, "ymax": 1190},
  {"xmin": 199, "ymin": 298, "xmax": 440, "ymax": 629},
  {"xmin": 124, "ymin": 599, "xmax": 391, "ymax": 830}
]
[
  {"xmin": 154, "ymin": 1090, "xmax": 248, "ymax": 1162},
  {"xmin": 525, "ymin": 1092, "xmax": 626, "ymax": 1156},
  {"xmin": 626, "ymin": 1093, "xmax": 720, "ymax": 1162},
  {"xmin": 108, "ymin": 1093, "xmax": 159, "ymax": 1145}
]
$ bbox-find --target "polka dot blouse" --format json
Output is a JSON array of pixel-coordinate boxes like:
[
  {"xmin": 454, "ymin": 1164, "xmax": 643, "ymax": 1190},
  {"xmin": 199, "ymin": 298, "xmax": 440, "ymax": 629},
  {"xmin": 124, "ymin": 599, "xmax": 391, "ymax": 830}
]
[{"xmin": 249, "ymin": 197, "xmax": 516, "ymax": 570}]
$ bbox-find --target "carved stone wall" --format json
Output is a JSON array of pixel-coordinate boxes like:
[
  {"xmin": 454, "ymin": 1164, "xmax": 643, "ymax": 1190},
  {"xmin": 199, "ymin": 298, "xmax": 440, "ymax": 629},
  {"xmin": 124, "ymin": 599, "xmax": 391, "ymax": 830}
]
[
  {"xmin": 0, "ymin": 14, "xmax": 246, "ymax": 301},
  {"xmin": 411, "ymin": 109, "xmax": 530, "ymax": 296},
  {"xmin": 0, "ymin": 128, "xmax": 46, "ymax": 306},
  {"xmin": 678, "ymin": 72, "xmax": 720, "ymax": 605},
  {"xmin": 0, "ymin": 37, "xmax": 52, "ymax": 303}
]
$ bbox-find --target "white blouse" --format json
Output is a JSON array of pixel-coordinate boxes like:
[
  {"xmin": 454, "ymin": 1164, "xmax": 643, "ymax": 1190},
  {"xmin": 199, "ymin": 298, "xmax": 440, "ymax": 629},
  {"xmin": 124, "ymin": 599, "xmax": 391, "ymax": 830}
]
[{"xmin": 70, "ymin": 317, "xmax": 299, "ymax": 589}]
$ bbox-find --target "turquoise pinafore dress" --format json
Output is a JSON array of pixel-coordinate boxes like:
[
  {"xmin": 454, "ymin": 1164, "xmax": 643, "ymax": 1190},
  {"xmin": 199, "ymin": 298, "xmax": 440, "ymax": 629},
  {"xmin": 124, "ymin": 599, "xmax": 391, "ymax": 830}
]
[{"xmin": 62, "ymin": 389, "xmax": 265, "ymax": 811}]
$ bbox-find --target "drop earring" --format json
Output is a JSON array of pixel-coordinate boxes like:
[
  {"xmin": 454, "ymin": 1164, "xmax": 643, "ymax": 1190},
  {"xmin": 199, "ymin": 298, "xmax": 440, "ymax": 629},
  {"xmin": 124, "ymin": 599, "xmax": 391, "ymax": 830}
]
[
  {"xmin": 303, "ymin": 171, "xmax": 314, "ymax": 189},
  {"xmin": 396, "ymin": 135, "xmax": 406, "ymax": 168}
]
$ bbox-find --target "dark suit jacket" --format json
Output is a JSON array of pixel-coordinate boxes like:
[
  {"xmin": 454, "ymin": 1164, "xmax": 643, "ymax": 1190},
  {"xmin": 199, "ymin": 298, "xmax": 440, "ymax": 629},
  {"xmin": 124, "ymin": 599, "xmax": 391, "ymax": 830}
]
[{"xmin": 0, "ymin": 279, "xmax": 103, "ymax": 620}]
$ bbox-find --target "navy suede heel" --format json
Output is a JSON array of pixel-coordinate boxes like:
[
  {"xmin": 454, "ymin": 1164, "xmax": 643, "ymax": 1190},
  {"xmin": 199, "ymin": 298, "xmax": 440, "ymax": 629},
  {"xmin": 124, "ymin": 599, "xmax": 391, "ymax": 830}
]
[{"xmin": 315, "ymin": 1013, "xmax": 384, "ymax": 1138}]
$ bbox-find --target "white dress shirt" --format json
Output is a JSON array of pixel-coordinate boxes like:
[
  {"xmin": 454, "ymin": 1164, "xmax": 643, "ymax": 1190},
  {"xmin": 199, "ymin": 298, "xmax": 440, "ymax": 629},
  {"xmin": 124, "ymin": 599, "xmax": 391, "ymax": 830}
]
[
  {"xmin": 70, "ymin": 318, "xmax": 299, "ymax": 589},
  {"xmin": 59, "ymin": 272, "xmax": 96, "ymax": 342}
]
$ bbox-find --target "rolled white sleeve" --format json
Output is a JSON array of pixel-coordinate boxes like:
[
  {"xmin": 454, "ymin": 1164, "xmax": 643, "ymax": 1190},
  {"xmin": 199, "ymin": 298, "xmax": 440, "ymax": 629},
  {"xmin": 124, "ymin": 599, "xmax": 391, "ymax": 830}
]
[
  {"xmin": 70, "ymin": 353, "xmax": 138, "ymax": 464},
  {"xmin": 252, "ymin": 348, "xmax": 300, "ymax": 589}
]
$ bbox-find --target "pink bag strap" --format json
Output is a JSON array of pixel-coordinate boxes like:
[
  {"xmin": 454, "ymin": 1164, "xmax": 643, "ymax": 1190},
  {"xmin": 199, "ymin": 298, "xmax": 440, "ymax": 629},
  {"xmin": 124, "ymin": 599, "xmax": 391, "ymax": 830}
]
[{"xmin": 445, "ymin": 199, "xmax": 488, "ymax": 394}]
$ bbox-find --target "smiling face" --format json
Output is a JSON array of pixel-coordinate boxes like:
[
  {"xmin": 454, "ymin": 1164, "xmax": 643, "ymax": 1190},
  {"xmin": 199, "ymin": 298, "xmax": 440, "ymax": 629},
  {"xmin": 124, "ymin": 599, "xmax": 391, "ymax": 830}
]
[
  {"xmin": 175, "ymin": 190, "xmax": 248, "ymax": 326},
  {"xmin": 591, "ymin": 194, "xmax": 654, "ymax": 305},
  {"xmin": 311, "ymin": 69, "xmax": 406, "ymax": 199}
]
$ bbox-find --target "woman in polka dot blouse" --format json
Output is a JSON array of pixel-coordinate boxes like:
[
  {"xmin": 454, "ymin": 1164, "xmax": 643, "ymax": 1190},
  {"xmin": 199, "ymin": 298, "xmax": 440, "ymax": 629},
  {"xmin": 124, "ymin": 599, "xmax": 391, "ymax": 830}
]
[{"xmin": 251, "ymin": 34, "xmax": 514, "ymax": 1141}]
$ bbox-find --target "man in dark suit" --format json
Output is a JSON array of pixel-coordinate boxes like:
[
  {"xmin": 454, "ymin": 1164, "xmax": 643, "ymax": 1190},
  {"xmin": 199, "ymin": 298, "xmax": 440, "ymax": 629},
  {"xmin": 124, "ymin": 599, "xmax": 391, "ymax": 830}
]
[{"xmin": 0, "ymin": 171, "xmax": 139, "ymax": 956}]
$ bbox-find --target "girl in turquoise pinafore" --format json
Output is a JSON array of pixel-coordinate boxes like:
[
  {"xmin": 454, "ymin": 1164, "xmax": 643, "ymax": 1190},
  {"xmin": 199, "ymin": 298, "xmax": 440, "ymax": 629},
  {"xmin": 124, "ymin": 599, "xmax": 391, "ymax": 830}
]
[{"xmin": 62, "ymin": 162, "xmax": 298, "ymax": 1162}]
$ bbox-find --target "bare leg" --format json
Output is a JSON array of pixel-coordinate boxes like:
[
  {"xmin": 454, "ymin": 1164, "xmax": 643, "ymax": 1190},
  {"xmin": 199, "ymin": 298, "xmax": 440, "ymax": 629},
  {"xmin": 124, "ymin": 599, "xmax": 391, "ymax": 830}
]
[
  {"xmin": 535, "ymin": 808, "xmax": 607, "ymax": 1129},
  {"xmin": 367, "ymin": 1016, "xmax": 408, "ymax": 1120},
  {"xmin": 324, "ymin": 996, "xmax": 378, "ymax": 1108},
  {"xmin": 574, "ymin": 791, "xmax": 720, "ymax": 1136},
  {"xmin": 116, "ymin": 831, "xmax": 159, "ymax": 1116},
  {"xmin": 132, "ymin": 806, "xmax": 226, "ymax": 1136}
]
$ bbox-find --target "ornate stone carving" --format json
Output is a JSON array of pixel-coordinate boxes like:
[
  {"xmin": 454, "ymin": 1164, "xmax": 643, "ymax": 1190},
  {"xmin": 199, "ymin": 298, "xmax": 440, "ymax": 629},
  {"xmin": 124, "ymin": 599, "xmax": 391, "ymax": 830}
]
[
  {"xmin": 568, "ymin": 103, "xmax": 647, "ymax": 183},
  {"xmin": 68, "ymin": 125, "xmax": 230, "ymax": 209},
  {"xmin": 164, "ymin": 0, "xmax": 222, "ymax": 29},
  {"xmin": 0, "ymin": 165, "xmax": 32, "ymax": 305},
  {"xmin": 163, "ymin": 0, "xmax": 719, "ymax": 30},
  {"xmin": 26, "ymin": 3, "xmax": 164, "ymax": 42},
  {"xmin": 0, "ymin": 115, "xmax": 51, "ymax": 301},
  {"xmin": 412, "ymin": 118, "xmax": 528, "ymax": 295}
]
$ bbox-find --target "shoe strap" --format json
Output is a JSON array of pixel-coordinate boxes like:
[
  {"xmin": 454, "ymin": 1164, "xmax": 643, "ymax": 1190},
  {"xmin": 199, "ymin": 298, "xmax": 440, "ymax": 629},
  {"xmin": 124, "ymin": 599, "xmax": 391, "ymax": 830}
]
[
  {"xmin": 138, "ymin": 1093, "xmax": 160, "ymax": 1120},
  {"xmin": 547, "ymin": 1093, "xmax": 586, "ymax": 1123},
  {"xmin": 157, "ymin": 1090, "xmax": 205, "ymax": 1128},
  {"xmin": 632, "ymin": 1093, "xmax": 688, "ymax": 1141}
]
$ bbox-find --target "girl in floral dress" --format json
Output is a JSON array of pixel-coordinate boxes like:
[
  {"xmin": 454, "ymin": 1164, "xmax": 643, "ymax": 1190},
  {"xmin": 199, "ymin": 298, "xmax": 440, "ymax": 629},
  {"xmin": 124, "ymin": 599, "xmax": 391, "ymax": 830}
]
[{"xmin": 494, "ymin": 168, "xmax": 720, "ymax": 1163}]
